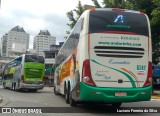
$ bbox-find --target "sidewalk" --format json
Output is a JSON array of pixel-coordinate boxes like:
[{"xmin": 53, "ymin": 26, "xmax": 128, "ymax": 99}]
[{"xmin": 152, "ymin": 90, "xmax": 160, "ymax": 99}]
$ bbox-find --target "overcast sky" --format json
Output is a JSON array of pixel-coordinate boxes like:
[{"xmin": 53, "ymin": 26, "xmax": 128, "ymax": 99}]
[{"xmin": 0, "ymin": 0, "xmax": 102, "ymax": 48}]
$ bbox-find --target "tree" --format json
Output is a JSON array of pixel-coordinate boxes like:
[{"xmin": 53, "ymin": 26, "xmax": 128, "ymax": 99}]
[
  {"xmin": 64, "ymin": 31, "xmax": 70, "ymax": 40},
  {"xmin": 74, "ymin": 1, "xmax": 84, "ymax": 18},
  {"xmin": 118, "ymin": 0, "xmax": 134, "ymax": 9},
  {"xmin": 66, "ymin": 10, "xmax": 77, "ymax": 29},
  {"xmin": 66, "ymin": 1, "xmax": 84, "ymax": 29},
  {"xmin": 150, "ymin": 0, "xmax": 160, "ymax": 50},
  {"xmin": 92, "ymin": 0, "xmax": 101, "ymax": 8}
]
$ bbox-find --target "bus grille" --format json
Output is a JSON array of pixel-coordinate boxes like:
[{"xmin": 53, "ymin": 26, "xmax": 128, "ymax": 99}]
[
  {"xmin": 94, "ymin": 46, "xmax": 145, "ymax": 58},
  {"xmin": 25, "ymin": 69, "xmax": 43, "ymax": 78}
]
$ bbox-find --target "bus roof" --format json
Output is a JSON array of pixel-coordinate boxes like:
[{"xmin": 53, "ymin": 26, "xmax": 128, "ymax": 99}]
[{"xmin": 90, "ymin": 8, "xmax": 145, "ymax": 15}]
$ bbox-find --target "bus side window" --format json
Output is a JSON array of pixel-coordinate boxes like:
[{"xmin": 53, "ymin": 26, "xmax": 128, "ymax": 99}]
[
  {"xmin": 55, "ymin": 17, "xmax": 83, "ymax": 68},
  {"xmin": 16, "ymin": 57, "xmax": 22, "ymax": 66},
  {"xmin": 81, "ymin": 18, "xmax": 84, "ymax": 31},
  {"xmin": 55, "ymin": 54, "xmax": 65, "ymax": 66}
]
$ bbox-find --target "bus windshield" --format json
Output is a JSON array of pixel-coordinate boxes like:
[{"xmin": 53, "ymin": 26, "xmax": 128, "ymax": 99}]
[
  {"xmin": 89, "ymin": 10, "xmax": 149, "ymax": 36},
  {"xmin": 25, "ymin": 55, "xmax": 44, "ymax": 63}
]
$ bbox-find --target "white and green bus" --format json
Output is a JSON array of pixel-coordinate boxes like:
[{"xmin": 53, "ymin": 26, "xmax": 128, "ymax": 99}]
[
  {"xmin": 2, "ymin": 54, "xmax": 45, "ymax": 92},
  {"xmin": 54, "ymin": 8, "xmax": 152, "ymax": 107}
]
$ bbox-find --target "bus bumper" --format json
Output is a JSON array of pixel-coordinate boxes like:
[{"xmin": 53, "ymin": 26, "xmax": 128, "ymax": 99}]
[
  {"xmin": 20, "ymin": 82, "xmax": 44, "ymax": 90},
  {"xmin": 79, "ymin": 82, "xmax": 152, "ymax": 103}
]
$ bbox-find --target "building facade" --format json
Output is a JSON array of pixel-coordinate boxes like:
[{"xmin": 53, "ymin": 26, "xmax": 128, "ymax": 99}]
[
  {"xmin": 1, "ymin": 33, "xmax": 8, "ymax": 57},
  {"xmin": 0, "ymin": 37, "xmax": 2, "ymax": 57},
  {"xmin": 1, "ymin": 26, "xmax": 29, "ymax": 57},
  {"xmin": 33, "ymin": 30, "xmax": 56, "ymax": 56},
  {"xmin": 43, "ymin": 42, "xmax": 63, "ymax": 86}
]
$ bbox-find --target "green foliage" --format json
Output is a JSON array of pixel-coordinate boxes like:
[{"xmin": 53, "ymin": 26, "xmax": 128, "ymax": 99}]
[
  {"xmin": 74, "ymin": 1, "xmax": 84, "ymax": 18},
  {"xmin": 151, "ymin": 0, "xmax": 160, "ymax": 27},
  {"xmin": 92, "ymin": 0, "xmax": 102, "ymax": 8},
  {"xmin": 152, "ymin": 51, "xmax": 159, "ymax": 65},
  {"xmin": 103, "ymin": 0, "xmax": 122, "ymax": 8},
  {"xmin": 133, "ymin": 0, "xmax": 155, "ymax": 18},
  {"xmin": 66, "ymin": 10, "xmax": 77, "ymax": 29},
  {"xmin": 151, "ymin": 9, "xmax": 160, "ymax": 25},
  {"xmin": 150, "ymin": 0, "xmax": 160, "ymax": 52},
  {"xmin": 118, "ymin": 0, "xmax": 134, "ymax": 9},
  {"xmin": 66, "ymin": 1, "xmax": 84, "ymax": 29}
]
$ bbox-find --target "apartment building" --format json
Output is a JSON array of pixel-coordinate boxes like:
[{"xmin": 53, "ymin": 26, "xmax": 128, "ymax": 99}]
[
  {"xmin": 1, "ymin": 26, "xmax": 29, "ymax": 57},
  {"xmin": 33, "ymin": 30, "xmax": 56, "ymax": 56}
]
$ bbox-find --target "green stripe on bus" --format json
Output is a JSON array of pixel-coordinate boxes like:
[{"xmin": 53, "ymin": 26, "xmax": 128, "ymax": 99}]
[{"xmin": 91, "ymin": 59, "xmax": 136, "ymax": 88}]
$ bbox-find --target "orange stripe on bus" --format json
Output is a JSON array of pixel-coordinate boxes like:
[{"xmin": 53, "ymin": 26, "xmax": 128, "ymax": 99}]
[{"xmin": 121, "ymin": 68, "xmax": 139, "ymax": 87}]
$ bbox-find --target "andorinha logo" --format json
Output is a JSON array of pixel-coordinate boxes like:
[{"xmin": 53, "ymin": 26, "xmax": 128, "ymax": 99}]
[
  {"xmin": 98, "ymin": 41, "xmax": 141, "ymax": 47},
  {"xmin": 114, "ymin": 15, "xmax": 125, "ymax": 23},
  {"xmin": 121, "ymin": 36, "xmax": 140, "ymax": 41}
]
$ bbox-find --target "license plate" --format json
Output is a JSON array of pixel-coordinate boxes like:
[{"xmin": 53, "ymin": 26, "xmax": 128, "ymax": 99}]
[{"xmin": 115, "ymin": 92, "xmax": 127, "ymax": 96}]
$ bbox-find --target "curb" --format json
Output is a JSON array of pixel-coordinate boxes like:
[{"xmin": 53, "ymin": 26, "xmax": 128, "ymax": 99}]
[
  {"xmin": 152, "ymin": 91, "xmax": 160, "ymax": 98},
  {"xmin": 151, "ymin": 96, "xmax": 160, "ymax": 99}
]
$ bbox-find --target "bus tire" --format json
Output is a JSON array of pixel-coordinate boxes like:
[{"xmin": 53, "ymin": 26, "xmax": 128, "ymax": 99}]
[
  {"xmin": 3, "ymin": 82, "xmax": 7, "ymax": 89},
  {"xmin": 12, "ymin": 82, "xmax": 16, "ymax": 91},
  {"xmin": 69, "ymin": 91, "xmax": 77, "ymax": 107},
  {"xmin": 112, "ymin": 102, "xmax": 122, "ymax": 108},
  {"xmin": 54, "ymin": 86, "xmax": 59, "ymax": 95},
  {"xmin": 12, "ymin": 83, "xmax": 14, "ymax": 90},
  {"xmin": 28, "ymin": 89, "xmax": 37, "ymax": 92},
  {"xmin": 65, "ymin": 83, "xmax": 70, "ymax": 104}
]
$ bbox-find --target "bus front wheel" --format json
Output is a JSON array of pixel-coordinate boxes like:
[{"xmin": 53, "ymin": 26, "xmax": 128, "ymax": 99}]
[{"xmin": 54, "ymin": 86, "xmax": 59, "ymax": 95}]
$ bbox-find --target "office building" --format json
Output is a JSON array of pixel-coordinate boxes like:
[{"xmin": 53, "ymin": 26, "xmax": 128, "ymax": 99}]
[
  {"xmin": 33, "ymin": 30, "xmax": 56, "ymax": 56},
  {"xmin": 1, "ymin": 26, "xmax": 29, "ymax": 57}
]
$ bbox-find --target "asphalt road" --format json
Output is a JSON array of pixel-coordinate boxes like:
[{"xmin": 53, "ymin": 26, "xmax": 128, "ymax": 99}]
[{"xmin": 0, "ymin": 86, "xmax": 160, "ymax": 116}]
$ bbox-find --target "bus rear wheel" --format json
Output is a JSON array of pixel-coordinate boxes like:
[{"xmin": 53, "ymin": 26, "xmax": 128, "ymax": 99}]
[
  {"xmin": 54, "ymin": 86, "xmax": 59, "ymax": 95},
  {"xmin": 28, "ymin": 89, "xmax": 37, "ymax": 92},
  {"xmin": 12, "ymin": 82, "xmax": 16, "ymax": 91},
  {"xmin": 69, "ymin": 91, "xmax": 77, "ymax": 107},
  {"xmin": 65, "ymin": 84, "xmax": 70, "ymax": 104}
]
